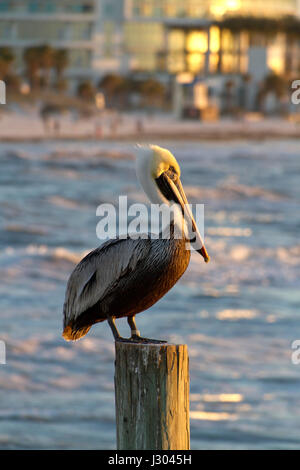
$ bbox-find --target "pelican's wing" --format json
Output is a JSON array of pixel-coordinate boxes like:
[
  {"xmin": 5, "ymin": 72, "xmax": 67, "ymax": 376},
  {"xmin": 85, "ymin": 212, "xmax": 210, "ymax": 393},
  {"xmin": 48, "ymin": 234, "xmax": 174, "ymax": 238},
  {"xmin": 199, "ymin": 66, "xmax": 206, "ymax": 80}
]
[{"xmin": 63, "ymin": 237, "xmax": 151, "ymax": 339}]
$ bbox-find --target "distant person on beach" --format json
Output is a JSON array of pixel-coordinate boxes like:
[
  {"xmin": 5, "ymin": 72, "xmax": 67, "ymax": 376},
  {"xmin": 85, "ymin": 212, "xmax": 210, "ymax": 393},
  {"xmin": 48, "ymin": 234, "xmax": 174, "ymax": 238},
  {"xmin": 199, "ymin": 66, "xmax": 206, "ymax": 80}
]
[
  {"xmin": 136, "ymin": 118, "xmax": 144, "ymax": 134},
  {"xmin": 110, "ymin": 117, "xmax": 118, "ymax": 137},
  {"xmin": 95, "ymin": 121, "xmax": 103, "ymax": 138},
  {"xmin": 54, "ymin": 119, "xmax": 60, "ymax": 137},
  {"xmin": 40, "ymin": 109, "xmax": 51, "ymax": 134}
]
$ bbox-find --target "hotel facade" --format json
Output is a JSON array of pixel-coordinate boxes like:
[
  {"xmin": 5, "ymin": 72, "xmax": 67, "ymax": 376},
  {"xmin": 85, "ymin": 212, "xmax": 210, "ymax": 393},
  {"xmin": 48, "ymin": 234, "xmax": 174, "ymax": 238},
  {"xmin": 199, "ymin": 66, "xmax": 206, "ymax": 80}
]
[
  {"xmin": 123, "ymin": 0, "xmax": 300, "ymax": 77},
  {"xmin": 0, "ymin": 0, "xmax": 124, "ymax": 86},
  {"xmin": 0, "ymin": 0, "xmax": 300, "ymax": 86}
]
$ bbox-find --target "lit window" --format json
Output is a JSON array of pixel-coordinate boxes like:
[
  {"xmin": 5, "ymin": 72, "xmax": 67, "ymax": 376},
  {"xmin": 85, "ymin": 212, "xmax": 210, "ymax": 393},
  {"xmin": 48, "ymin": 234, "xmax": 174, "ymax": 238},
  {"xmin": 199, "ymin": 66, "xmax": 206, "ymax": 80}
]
[
  {"xmin": 240, "ymin": 32, "xmax": 249, "ymax": 53},
  {"xmin": 164, "ymin": 1, "xmax": 177, "ymax": 17},
  {"xmin": 167, "ymin": 53, "xmax": 185, "ymax": 73},
  {"xmin": 240, "ymin": 54, "xmax": 248, "ymax": 74},
  {"xmin": 209, "ymin": 26, "xmax": 220, "ymax": 53},
  {"xmin": 187, "ymin": 52, "xmax": 205, "ymax": 73},
  {"xmin": 168, "ymin": 30, "xmax": 185, "ymax": 52},
  {"xmin": 141, "ymin": 1, "xmax": 153, "ymax": 17},
  {"xmin": 221, "ymin": 29, "xmax": 234, "ymax": 52},
  {"xmin": 187, "ymin": 31, "xmax": 208, "ymax": 54},
  {"xmin": 222, "ymin": 53, "xmax": 234, "ymax": 73},
  {"xmin": 209, "ymin": 53, "xmax": 219, "ymax": 73}
]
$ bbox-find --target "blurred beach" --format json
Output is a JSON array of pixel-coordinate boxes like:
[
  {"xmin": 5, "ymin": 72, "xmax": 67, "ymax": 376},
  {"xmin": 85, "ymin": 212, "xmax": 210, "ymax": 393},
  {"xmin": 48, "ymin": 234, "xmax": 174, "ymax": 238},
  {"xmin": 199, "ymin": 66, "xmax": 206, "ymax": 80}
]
[
  {"xmin": 1, "ymin": 109, "xmax": 300, "ymax": 141},
  {"xmin": 0, "ymin": 136, "xmax": 299, "ymax": 449}
]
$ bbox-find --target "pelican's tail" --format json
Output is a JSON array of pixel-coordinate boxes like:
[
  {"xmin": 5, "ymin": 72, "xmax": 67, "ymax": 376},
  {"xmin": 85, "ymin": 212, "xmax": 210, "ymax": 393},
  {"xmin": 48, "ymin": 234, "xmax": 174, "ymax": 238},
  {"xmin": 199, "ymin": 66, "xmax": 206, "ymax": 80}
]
[{"xmin": 62, "ymin": 323, "xmax": 91, "ymax": 342}]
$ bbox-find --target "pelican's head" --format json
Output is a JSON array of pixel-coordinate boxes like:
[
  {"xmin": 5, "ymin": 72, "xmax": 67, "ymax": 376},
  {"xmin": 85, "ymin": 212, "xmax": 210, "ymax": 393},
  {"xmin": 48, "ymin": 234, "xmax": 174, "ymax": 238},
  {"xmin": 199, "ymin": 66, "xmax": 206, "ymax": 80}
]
[{"xmin": 136, "ymin": 144, "xmax": 210, "ymax": 263}]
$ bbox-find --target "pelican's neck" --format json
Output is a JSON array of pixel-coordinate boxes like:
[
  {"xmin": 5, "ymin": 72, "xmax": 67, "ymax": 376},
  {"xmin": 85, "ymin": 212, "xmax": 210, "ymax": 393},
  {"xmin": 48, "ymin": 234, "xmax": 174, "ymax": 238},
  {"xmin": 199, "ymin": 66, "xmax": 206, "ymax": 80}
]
[{"xmin": 161, "ymin": 204, "xmax": 189, "ymax": 245}]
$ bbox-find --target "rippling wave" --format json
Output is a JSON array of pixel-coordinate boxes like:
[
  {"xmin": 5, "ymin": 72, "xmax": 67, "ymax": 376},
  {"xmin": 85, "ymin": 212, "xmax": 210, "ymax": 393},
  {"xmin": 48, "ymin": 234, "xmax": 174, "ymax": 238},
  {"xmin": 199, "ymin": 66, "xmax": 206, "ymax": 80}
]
[{"xmin": 0, "ymin": 139, "xmax": 299, "ymax": 449}]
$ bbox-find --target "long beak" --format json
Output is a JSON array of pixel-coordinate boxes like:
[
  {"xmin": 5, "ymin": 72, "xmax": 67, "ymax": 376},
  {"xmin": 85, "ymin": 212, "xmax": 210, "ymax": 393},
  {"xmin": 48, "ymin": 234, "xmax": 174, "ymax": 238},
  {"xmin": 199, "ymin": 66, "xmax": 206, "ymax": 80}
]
[{"xmin": 164, "ymin": 175, "xmax": 210, "ymax": 263}]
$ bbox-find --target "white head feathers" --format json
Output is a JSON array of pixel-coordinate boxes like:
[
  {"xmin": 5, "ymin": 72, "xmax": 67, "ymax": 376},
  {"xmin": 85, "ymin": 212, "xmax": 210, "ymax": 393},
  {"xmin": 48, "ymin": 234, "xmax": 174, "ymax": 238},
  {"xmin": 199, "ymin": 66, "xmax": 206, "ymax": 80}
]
[{"xmin": 135, "ymin": 144, "xmax": 180, "ymax": 204}]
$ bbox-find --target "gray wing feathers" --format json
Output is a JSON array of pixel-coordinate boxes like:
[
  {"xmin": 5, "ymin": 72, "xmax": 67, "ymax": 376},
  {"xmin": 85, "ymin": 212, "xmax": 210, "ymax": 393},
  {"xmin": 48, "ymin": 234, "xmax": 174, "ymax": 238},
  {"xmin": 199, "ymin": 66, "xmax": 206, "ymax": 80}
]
[{"xmin": 63, "ymin": 237, "xmax": 151, "ymax": 326}]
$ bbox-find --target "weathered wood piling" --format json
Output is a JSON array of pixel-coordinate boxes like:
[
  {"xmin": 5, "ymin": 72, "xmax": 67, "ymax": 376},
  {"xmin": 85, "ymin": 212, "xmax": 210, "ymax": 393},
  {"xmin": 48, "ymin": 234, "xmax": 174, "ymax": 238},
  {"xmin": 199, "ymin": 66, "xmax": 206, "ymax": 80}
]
[{"xmin": 114, "ymin": 342, "xmax": 190, "ymax": 450}]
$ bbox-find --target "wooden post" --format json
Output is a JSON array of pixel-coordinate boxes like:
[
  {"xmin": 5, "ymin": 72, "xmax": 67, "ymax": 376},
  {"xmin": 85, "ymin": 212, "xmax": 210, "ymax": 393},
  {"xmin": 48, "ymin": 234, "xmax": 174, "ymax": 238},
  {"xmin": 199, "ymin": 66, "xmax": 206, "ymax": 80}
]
[{"xmin": 114, "ymin": 342, "xmax": 190, "ymax": 450}]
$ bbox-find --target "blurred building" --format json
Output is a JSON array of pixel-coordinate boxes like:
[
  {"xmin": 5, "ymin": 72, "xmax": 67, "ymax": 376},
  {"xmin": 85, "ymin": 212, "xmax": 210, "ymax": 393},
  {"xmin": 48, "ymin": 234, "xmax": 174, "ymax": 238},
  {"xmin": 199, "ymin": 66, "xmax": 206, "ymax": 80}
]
[
  {"xmin": 125, "ymin": 0, "xmax": 297, "ymax": 19},
  {"xmin": 0, "ymin": 0, "xmax": 125, "ymax": 88},
  {"xmin": 1, "ymin": 0, "xmax": 300, "ymax": 99},
  {"xmin": 123, "ymin": 0, "xmax": 300, "ymax": 76},
  {"xmin": 93, "ymin": 0, "xmax": 129, "ymax": 76}
]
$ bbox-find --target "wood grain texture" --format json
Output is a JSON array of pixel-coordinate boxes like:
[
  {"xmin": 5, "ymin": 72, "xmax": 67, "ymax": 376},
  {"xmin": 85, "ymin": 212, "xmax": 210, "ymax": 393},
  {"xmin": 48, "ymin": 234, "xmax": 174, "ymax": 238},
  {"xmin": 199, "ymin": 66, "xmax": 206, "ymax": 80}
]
[{"xmin": 115, "ymin": 342, "xmax": 190, "ymax": 450}]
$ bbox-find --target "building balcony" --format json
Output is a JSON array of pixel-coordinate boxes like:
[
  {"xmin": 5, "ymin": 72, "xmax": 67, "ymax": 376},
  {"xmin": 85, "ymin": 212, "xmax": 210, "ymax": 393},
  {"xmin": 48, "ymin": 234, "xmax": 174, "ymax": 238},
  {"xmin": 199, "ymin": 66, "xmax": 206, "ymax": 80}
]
[
  {"xmin": 163, "ymin": 17, "xmax": 212, "ymax": 28},
  {"xmin": 0, "ymin": 12, "xmax": 95, "ymax": 22},
  {"xmin": 0, "ymin": 38, "xmax": 96, "ymax": 49}
]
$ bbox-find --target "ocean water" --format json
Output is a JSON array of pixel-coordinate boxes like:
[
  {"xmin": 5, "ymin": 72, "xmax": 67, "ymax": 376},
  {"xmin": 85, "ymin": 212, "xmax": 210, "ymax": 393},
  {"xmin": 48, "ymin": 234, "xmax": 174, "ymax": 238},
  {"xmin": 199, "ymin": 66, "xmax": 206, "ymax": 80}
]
[{"xmin": 0, "ymin": 138, "xmax": 299, "ymax": 450}]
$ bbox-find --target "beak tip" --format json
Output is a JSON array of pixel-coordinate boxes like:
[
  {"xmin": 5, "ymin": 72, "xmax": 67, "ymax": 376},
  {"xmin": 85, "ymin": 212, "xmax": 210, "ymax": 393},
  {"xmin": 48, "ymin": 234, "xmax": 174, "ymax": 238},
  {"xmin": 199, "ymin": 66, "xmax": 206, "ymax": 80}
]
[{"xmin": 197, "ymin": 246, "xmax": 210, "ymax": 264}]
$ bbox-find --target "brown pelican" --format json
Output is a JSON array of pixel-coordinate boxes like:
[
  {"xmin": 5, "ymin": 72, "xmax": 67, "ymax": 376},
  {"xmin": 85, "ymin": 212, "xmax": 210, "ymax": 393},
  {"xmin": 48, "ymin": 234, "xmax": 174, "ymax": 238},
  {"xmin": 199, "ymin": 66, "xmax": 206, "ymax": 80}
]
[{"xmin": 62, "ymin": 145, "xmax": 209, "ymax": 343}]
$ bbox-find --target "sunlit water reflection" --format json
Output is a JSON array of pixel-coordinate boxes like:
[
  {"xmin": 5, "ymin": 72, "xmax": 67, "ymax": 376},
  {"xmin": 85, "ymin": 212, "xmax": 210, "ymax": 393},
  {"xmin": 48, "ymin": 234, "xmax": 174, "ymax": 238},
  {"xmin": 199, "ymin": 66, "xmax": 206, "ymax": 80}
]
[{"xmin": 0, "ymin": 139, "xmax": 299, "ymax": 449}]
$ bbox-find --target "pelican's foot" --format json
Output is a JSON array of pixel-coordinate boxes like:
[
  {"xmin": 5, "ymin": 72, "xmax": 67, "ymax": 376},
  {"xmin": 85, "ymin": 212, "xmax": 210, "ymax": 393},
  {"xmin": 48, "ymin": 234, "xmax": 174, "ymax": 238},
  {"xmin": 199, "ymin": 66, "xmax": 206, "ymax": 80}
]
[
  {"xmin": 115, "ymin": 337, "xmax": 132, "ymax": 343},
  {"xmin": 130, "ymin": 335, "xmax": 167, "ymax": 344}
]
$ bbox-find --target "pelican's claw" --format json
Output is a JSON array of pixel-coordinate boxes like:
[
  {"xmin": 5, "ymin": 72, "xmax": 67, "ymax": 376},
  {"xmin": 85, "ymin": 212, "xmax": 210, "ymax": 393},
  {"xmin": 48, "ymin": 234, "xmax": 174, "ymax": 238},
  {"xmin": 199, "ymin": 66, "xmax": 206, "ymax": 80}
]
[
  {"xmin": 130, "ymin": 335, "xmax": 167, "ymax": 344},
  {"xmin": 115, "ymin": 337, "xmax": 131, "ymax": 343},
  {"xmin": 114, "ymin": 335, "xmax": 167, "ymax": 345}
]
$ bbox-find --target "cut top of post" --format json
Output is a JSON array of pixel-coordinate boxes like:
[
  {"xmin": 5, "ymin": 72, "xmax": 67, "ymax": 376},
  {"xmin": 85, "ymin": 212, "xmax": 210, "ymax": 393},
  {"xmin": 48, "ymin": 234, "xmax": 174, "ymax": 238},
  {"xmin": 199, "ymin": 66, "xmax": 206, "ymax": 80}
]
[{"xmin": 114, "ymin": 341, "xmax": 190, "ymax": 450}]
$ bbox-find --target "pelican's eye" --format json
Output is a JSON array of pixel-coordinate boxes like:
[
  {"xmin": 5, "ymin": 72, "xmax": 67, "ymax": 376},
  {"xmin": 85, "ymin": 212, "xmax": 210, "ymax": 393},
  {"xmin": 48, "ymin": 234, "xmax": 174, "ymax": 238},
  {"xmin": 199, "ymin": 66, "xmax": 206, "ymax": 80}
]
[{"xmin": 165, "ymin": 166, "xmax": 179, "ymax": 181}]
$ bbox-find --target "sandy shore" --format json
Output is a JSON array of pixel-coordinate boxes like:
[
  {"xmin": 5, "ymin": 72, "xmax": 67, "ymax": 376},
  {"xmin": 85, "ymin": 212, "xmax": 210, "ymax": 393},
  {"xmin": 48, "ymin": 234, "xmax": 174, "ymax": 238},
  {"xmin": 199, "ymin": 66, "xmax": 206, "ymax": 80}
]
[{"xmin": 0, "ymin": 109, "xmax": 300, "ymax": 142}]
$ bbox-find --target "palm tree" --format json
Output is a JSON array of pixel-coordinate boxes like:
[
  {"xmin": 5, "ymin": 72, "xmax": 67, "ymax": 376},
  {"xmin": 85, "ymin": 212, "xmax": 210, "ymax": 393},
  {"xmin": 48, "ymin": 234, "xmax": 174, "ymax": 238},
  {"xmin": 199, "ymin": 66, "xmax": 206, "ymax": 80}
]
[
  {"xmin": 258, "ymin": 73, "xmax": 288, "ymax": 113},
  {"xmin": 0, "ymin": 47, "xmax": 15, "ymax": 80},
  {"xmin": 55, "ymin": 78, "xmax": 69, "ymax": 93},
  {"xmin": 138, "ymin": 78, "xmax": 165, "ymax": 107},
  {"xmin": 240, "ymin": 73, "xmax": 252, "ymax": 110},
  {"xmin": 37, "ymin": 45, "xmax": 55, "ymax": 89},
  {"xmin": 23, "ymin": 45, "xmax": 55, "ymax": 90},
  {"xmin": 98, "ymin": 74, "xmax": 128, "ymax": 107},
  {"xmin": 54, "ymin": 49, "xmax": 69, "ymax": 83},
  {"xmin": 263, "ymin": 73, "xmax": 287, "ymax": 99},
  {"xmin": 77, "ymin": 80, "xmax": 96, "ymax": 101},
  {"xmin": 23, "ymin": 47, "xmax": 41, "ymax": 89},
  {"xmin": 223, "ymin": 79, "xmax": 236, "ymax": 115},
  {"xmin": 5, "ymin": 74, "xmax": 21, "ymax": 92}
]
